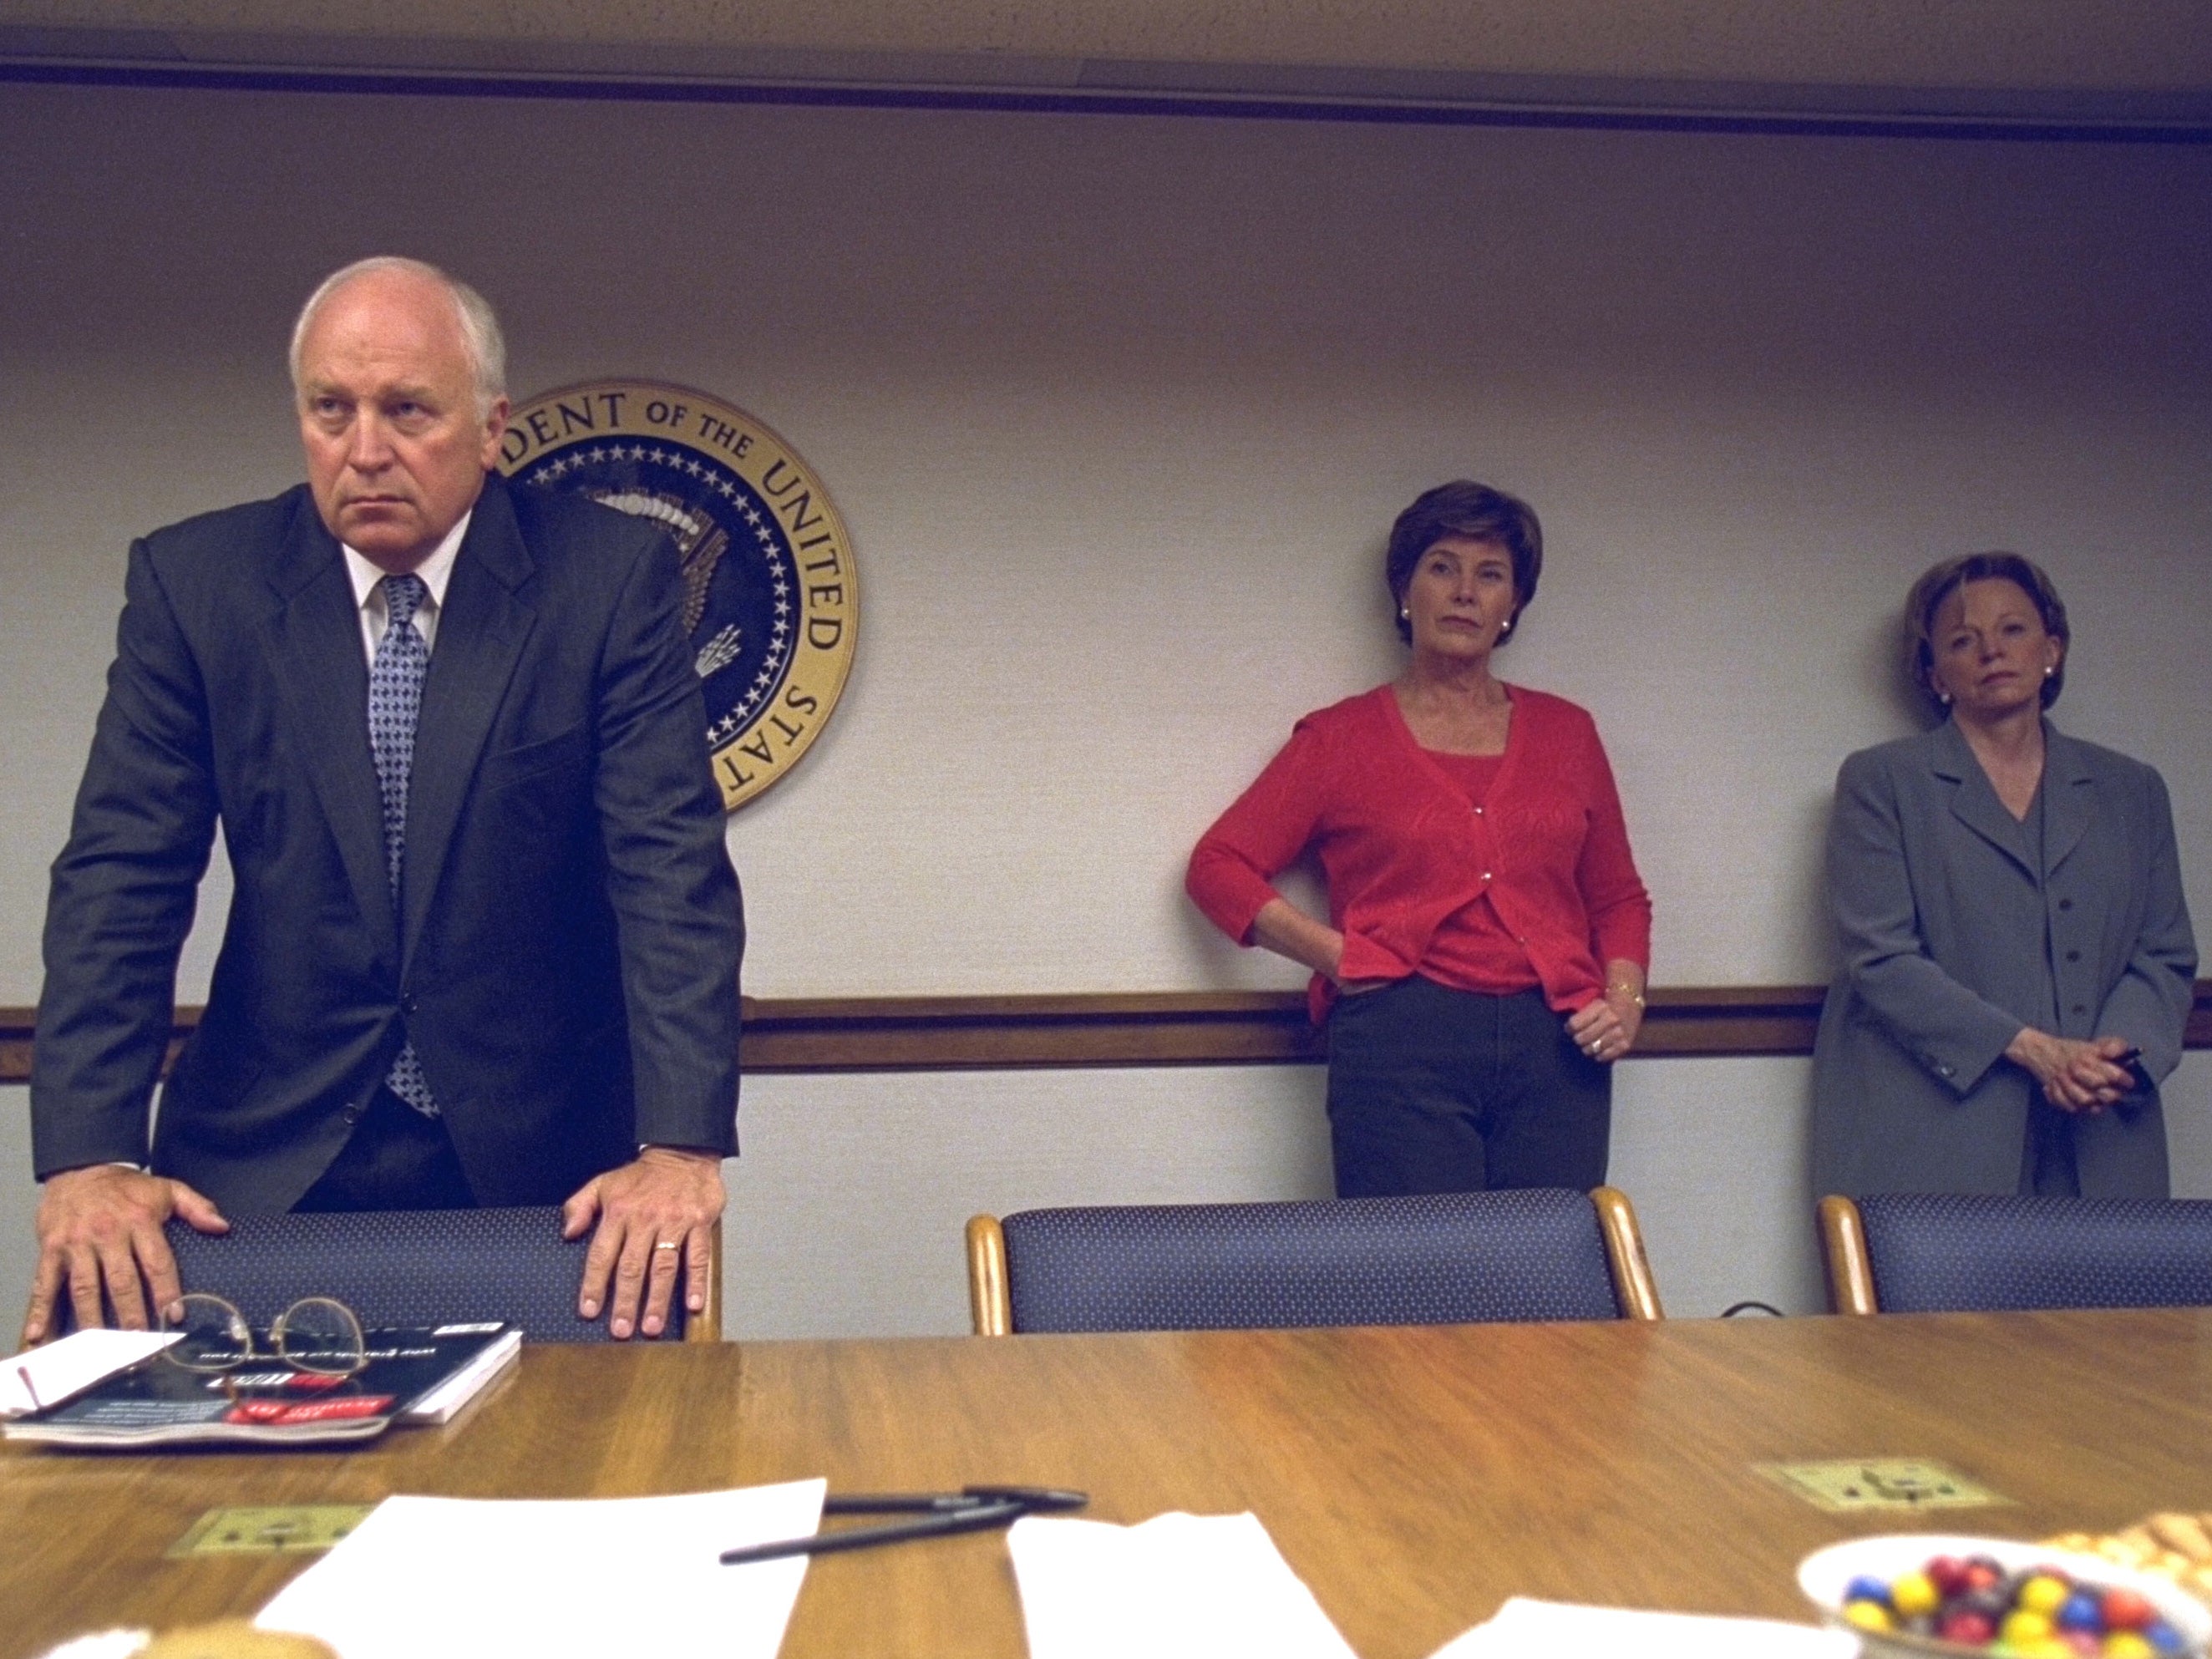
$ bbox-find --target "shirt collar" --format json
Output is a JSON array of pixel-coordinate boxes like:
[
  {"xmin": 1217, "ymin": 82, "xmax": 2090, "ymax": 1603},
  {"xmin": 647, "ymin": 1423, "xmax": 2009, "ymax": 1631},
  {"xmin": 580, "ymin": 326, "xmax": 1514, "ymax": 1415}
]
[{"xmin": 342, "ymin": 510, "xmax": 472, "ymax": 615}]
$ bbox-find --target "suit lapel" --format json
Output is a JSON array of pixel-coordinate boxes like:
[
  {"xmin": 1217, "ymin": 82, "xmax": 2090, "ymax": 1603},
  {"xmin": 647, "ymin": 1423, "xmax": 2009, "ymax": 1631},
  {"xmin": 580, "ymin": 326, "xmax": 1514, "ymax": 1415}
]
[
  {"xmin": 400, "ymin": 476, "xmax": 538, "ymax": 965},
  {"xmin": 1929, "ymin": 718, "xmax": 2035, "ymax": 880},
  {"xmin": 2042, "ymin": 727, "xmax": 2099, "ymax": 874},
  {"xmin": 259, "ymin": 495, "xmax": 398, "ymax": 965}
]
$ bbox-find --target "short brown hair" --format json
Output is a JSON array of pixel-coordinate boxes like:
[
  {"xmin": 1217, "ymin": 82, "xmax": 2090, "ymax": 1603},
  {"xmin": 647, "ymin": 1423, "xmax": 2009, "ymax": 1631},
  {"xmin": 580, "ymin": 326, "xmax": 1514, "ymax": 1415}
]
[
  {"xmin": 1385, "ymin": 481, "xmax": 1542, "ymax": 646},
  {"xmin": 1904, "ymin": 551, "xmax": 2071, "ymax": 713}
]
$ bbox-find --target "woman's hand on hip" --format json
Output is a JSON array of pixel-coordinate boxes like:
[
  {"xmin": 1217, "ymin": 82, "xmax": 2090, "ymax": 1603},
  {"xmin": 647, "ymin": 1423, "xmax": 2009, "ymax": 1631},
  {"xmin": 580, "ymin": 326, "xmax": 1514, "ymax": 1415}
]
[
  {"xmin": 2006, "ymin": 1028, "xmax": 2134, "ymax": 1112},
  {"xmin": 1250, "ymin": 897, "xmax": 1391, "ymax": 994}
]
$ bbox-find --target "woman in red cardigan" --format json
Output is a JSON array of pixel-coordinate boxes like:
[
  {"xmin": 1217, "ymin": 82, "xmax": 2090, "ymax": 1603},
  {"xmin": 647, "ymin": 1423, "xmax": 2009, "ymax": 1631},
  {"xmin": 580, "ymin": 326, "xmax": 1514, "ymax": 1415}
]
[{"xmin": 1187, "ymin": 480, "xmax": 1652, "ymax": 1196}]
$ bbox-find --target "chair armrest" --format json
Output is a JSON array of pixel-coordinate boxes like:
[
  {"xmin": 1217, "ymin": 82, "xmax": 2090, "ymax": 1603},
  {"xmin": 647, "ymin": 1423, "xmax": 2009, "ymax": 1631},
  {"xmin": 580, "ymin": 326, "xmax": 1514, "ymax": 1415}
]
[
  {"xmin": 1591, "ymin": 1186, "xmax": 1665, "ymax": 1321},
  {"xmin": 1817, "ymin": 1195, "xmax": 1878, "ymax": 1315},
  {"xmin": 683, "ymin": 1217, "xmax": 724, "ymax": 1342},
  {"xmin": 966, "ymin": 1215, "xmax": 1012, "ymax": 1336}
]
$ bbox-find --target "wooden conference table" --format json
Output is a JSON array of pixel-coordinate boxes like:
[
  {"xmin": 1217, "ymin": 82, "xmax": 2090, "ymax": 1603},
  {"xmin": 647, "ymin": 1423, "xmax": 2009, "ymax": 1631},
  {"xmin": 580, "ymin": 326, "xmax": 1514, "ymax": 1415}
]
[{"xmin": 6, "ymin": 1309, "xmax": 2212, "ymax": 1657}]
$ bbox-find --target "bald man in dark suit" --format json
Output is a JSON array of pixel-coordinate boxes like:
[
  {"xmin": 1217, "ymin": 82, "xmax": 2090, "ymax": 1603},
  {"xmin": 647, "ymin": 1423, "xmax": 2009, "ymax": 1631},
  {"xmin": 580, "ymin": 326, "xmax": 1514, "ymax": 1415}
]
[{"xmin": 26, "ymin": 257, "xmax": 743, "ymax": 1345}]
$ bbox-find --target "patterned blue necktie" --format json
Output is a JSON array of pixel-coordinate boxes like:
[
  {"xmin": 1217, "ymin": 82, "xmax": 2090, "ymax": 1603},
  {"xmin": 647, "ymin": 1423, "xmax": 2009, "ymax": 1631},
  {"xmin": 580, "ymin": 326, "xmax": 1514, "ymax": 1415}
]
[{"xmin": 368, "ymin": 573, "xmax": 438, "ymax": 1118}]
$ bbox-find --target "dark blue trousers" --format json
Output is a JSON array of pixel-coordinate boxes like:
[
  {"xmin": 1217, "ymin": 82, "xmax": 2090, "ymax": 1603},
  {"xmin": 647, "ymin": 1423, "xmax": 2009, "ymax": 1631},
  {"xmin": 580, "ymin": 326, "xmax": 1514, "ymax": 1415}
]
[{"xmin": 1324, "ymin": 977, "xmax": 1611, "ymax": 1198}]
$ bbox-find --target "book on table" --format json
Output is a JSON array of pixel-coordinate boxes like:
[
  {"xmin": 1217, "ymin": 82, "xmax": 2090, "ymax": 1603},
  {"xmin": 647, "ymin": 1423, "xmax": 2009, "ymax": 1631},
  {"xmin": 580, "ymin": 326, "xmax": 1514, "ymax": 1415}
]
[{"xmin": 3, "ymin": 1322, "xmax": 522, "ymax": 1448}]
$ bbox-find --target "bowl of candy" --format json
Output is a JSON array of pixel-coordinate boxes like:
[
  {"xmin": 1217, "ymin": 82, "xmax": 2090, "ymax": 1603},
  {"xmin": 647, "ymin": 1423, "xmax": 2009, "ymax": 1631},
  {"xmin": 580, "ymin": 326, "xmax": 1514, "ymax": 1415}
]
[{"xmin": 1798, "ymin": 1535, "xmax": 2210, "ymax": 1657}]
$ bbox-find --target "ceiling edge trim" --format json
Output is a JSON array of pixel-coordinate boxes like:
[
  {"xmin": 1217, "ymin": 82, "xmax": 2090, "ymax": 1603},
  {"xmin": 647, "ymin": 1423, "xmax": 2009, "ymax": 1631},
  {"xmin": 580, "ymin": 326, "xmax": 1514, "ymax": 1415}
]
[{"xmin": 3, "ymin": 38, "xmax": 2209, "ymax": 143}]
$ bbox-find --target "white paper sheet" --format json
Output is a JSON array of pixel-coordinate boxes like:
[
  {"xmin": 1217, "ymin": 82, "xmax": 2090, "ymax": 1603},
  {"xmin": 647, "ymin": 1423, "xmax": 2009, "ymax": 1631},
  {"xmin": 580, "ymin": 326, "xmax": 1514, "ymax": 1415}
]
[
  {"xmin": 256, "ymin": 1479, "xmax": 826, "ymax": 1659},
  {"xmin": 1008, "ymin": 1511, "xmax": 1358, "ymax": 1659},
  {"xmin": 1428, "ymin": 1595, "xmax": 1859, "ymax": 1658},
  {"xmin": 1, "ymin": 1331, "xmax": 177, "ymax": 1418}
]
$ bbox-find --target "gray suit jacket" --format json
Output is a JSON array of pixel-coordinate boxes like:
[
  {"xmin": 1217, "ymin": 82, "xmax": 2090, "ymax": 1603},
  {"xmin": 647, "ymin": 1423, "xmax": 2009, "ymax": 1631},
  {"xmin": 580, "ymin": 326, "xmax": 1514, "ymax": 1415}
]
[
  {"xmin": 1809, "ymin": 718, "xmax": 2195, "ymax": 1199},
  {"xmin": 32, "ymin": 474, "xmax": 745, "ymax": 1210}
]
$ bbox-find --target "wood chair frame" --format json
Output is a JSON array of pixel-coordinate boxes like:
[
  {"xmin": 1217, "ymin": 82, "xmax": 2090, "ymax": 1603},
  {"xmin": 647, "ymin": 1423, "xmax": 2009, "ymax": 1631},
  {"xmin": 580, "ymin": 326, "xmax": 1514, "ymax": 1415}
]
[
  {"xmin": 684, "ymin": 1217, "xmax": 725, "ymax": 1342},
  {"xmin": 1816, "ymin": 1194, "xmax": 1879, "ymax": 1316}
]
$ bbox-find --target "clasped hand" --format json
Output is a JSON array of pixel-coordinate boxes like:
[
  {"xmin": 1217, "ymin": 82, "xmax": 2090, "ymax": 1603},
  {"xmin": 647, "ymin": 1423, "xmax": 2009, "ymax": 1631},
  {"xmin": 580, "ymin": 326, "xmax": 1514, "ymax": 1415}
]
[{"xmin": 2006, "ymin": 1029, "xmax": 2138, "ymax": 1113}]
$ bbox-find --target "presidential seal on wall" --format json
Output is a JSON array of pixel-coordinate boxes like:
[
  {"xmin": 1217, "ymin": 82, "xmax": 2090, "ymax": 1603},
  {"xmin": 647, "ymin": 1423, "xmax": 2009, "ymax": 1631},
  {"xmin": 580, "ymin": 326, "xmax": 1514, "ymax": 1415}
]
[{"xmin": 498, "ymin": 381, "xmax": 857, "ymax": 811}]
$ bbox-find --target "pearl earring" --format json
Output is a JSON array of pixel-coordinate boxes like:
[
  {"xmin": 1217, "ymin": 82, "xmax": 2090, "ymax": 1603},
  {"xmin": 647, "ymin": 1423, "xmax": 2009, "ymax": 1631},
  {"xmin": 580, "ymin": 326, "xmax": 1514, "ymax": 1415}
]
[
  {"xmin": 1399, "ymin": 607, "xmax": 1409, "ymax": 621},
  {"xmin": 2044, "ymin": 665, "xmax": 2056, "ymax": 677}
]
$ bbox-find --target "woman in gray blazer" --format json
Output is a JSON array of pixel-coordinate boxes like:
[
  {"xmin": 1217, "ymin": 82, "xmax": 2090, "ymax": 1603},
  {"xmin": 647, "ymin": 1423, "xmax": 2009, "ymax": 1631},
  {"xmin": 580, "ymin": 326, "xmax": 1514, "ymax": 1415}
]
[{"xmin": 1811, "ymin": 553, "xmax": 2196, "ymax": 1199}]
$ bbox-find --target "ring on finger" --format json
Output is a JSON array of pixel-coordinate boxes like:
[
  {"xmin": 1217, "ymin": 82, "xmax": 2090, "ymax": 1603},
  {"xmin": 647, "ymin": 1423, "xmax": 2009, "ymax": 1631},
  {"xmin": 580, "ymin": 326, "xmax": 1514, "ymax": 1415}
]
[{"xmin": 652, "ymin": 1240, "xmax": 680, "ymax": 1253}]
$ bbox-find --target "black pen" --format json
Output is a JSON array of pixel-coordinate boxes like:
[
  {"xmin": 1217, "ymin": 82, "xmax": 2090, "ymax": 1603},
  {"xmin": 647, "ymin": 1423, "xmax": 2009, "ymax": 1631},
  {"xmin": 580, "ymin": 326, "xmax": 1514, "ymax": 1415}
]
[
  {"xmin": 823, "ymin": 1484, "xmax": 1089, "ymax": 1515},
  {"xmin": 721, "ymin": 1484, "xmax": 1088, "ymax": 1566}
]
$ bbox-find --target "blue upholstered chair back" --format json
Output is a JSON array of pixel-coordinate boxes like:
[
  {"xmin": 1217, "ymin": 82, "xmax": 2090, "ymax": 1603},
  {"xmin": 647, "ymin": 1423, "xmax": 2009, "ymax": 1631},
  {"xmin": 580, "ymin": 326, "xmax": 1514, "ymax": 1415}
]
[
  {"xmin": 1000, "ymin": 1188, "xmax": 1624, "ymax": 1333},
  {"xmin": 163, "ymin": 1207, "xmax": 682, "ymax": 1342},
  {"xmin": 1859, "ymin": 1193, "xmax": 2212, "ymax": 1314}
]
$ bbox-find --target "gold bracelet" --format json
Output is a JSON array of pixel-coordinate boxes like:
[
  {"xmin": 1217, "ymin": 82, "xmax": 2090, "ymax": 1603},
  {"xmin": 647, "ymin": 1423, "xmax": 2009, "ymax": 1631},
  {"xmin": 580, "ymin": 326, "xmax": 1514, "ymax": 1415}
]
[{"xmin": 1608, "ymin": 986, "xmax": 1646, "ymax": 1009}]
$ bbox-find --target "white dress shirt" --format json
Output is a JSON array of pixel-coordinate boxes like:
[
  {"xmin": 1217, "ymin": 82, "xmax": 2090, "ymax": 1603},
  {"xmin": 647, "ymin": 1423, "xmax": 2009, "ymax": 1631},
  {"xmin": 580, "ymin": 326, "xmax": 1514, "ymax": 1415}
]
[{"xmin": 341, "ymin": 510, "xmax": 471, "ymax": 665}]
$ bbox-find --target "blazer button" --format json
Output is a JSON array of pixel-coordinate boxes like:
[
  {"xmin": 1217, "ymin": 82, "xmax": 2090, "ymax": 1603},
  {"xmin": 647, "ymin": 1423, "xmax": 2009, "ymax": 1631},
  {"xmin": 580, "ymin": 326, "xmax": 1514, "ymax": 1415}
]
[
  {"xmin": 399, "ymin": 993, "xmax": 419, "ymax": 1016},
  {"xmin": 2065, "ymin": 949, "xmax": 2082, "ymax": 962},
  {"xmin": 2057, "ymin": 898, "xmax": 2074, "ymax": 911}
]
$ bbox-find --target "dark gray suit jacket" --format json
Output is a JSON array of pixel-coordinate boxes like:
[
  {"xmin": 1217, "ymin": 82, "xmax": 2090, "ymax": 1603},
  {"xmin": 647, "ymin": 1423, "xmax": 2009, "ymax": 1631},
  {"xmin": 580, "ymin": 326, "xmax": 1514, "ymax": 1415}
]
[
  {"xmin": 1810, "ymin": 718, "xmax": 2195, "ymax": 1199},
  {"xmin": 32, "ymin": 473, "xmax": 744, "ymax": 1210}
]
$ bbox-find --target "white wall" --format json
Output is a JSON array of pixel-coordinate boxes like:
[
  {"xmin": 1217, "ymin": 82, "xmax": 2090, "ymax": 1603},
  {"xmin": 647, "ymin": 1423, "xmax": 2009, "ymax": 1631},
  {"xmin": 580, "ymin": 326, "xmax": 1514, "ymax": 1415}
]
[{"xmin": 2, "ymin": 84, "xmax": 2206, "ymax": 1333}]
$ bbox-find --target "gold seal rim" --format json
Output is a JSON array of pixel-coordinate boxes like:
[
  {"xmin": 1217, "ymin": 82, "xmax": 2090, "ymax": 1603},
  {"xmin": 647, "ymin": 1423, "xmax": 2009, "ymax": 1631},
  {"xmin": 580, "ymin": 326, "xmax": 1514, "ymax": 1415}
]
[{"xmin": 497, "ymin": 378, "xmax": 858, "ymax": 812}]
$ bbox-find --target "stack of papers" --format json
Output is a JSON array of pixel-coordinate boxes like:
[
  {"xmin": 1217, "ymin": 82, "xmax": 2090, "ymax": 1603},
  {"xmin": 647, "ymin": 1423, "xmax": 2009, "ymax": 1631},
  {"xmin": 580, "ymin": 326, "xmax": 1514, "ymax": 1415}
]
[
  {"xmin": 1007, "ymin": 1511, "xmax": 1358, "ymax": 1659},
  {"xmin": 1007, "ymin": 1510, "xmax": 1855, "ymax": 1659},
  {"xmin": 256, "ymin": 1480, "xmax": 826, "ymax": 1659},
  {"xmin": 7, "ymin": 1324, "xmax": 520, "ymax": 1448},
  {"xmin": 1428, "ymin": 1595, "xmax": 1858, "ymax": 1657},
  {"xmin": 1, "ymin": 1331, "xmax": 177, "ymax": 1418}
]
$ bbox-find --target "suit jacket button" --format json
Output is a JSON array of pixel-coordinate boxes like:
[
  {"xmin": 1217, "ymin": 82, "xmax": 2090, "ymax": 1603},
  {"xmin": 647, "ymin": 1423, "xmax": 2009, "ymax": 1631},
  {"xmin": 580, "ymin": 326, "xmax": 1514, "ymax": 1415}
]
[
  {"xmin": 2064, "ymin": 949, "xmax": 2081, "ymax": 962},
  {"xmin": 2057, "ymin": 898, "xmax": 2074, "ymax": 911},
  {"xmin": 399, "ymin": 993, "xmax": 419, "ymax": 1015},
  {"xmin": 342, "ymin": 1106, "xmax": 360, "ymax": 1125}
]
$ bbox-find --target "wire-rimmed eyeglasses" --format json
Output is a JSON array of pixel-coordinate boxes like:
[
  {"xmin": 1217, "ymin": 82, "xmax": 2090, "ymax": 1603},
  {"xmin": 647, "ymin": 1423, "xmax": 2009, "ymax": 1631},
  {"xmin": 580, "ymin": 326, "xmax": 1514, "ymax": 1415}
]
[{"xmin": 158, "ymin": 1292, "xmax": 368, "ymax": 1379}]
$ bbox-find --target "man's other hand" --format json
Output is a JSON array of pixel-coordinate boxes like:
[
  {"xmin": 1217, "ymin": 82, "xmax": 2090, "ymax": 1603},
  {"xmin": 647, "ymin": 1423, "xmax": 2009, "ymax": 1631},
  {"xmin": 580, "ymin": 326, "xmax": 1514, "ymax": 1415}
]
[
  {"xmin": 22, "ymin": 1165, "xmax": 230, "ymax": 1347},
  {"xmin": 562, "ymin": 1148, "xmax": 724, "ymax": 1340}
]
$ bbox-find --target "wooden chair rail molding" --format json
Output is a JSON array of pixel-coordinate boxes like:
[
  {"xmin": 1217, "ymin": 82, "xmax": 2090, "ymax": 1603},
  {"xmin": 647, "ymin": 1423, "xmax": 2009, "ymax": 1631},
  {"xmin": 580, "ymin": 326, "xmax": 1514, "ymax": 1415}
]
[{"xmin": 4, "ymin": 982, "xmax": 2209, "ymax": 1080}]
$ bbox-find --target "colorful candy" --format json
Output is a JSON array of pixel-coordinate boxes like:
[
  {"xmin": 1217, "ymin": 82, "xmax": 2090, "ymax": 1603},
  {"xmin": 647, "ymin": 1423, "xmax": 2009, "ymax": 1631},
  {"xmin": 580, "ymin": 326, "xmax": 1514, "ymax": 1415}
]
[{"xmin": 1835, "ymin": 1551, "xmax": 2194, "ymax": 1654}]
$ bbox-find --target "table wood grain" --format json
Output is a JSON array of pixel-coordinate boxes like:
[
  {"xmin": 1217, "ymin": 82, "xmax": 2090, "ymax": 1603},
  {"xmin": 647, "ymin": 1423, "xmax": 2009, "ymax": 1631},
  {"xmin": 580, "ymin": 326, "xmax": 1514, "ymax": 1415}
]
[{"xmin": 7, "ymin": 1311, "xmax": 2211, "ymax": 1658}]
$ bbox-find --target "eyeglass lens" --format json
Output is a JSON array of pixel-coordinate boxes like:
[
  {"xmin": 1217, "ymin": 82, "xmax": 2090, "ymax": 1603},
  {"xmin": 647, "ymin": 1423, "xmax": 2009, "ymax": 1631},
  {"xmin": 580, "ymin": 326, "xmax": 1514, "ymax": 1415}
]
[
  {"xmin": 273, "ymin": 1296, "xmax": 368, "ymax": 1376},
  {"xmin": 161, "ymin": 1293, "xmax": 253, "ymax": 1372}
]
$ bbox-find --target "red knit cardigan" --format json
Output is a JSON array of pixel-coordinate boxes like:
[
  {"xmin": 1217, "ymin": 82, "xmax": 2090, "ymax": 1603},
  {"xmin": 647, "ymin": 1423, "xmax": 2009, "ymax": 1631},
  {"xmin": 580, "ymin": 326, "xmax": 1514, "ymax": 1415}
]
[{"xmin": 1187, "ymin": 684, "xmax": 1652, "ymax": 1024}]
